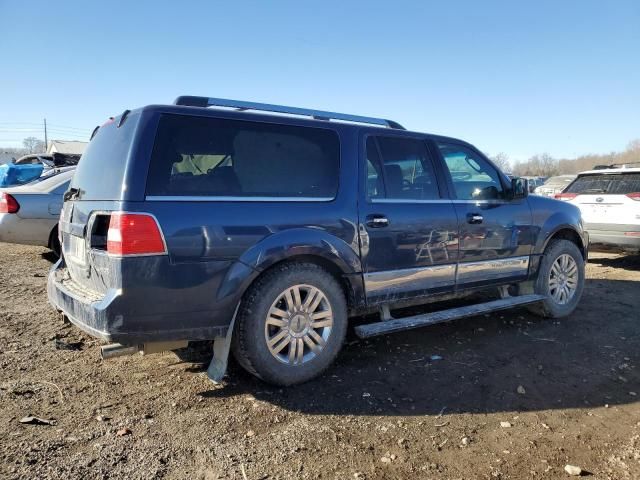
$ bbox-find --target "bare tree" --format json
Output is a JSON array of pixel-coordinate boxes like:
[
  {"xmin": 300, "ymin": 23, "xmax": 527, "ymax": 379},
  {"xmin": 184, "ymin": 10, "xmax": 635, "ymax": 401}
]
[
  {"xmin": 22, "ymin": 137, "xmax": 45, "ymax": 154},
  {"xmin": 626, "ymin": 139, "xmax": 640, "ymax": 153},
  {"xmin": 512, "ymin": 153, "xmax": 559, "ymax": 177},
  {"xmin": 489, "ymin": 152, "xmax": 511, "ymax": 173}
]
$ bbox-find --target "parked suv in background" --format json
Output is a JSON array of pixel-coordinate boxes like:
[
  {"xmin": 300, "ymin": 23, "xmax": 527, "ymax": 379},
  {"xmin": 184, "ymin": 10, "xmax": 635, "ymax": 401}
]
[
  {"xmin": 556, "ymin": 166, "xmax": 640, "ymax": 252},
  {"xmin": 48, "ymin": 96, "xmax": 587, "ymax": 386}
]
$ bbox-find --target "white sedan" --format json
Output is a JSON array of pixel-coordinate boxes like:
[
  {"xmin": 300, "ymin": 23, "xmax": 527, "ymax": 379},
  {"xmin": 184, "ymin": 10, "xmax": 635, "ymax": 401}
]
[{"xmin": 0, "ymin": 169, "xmax": 74, "ymax": 255}]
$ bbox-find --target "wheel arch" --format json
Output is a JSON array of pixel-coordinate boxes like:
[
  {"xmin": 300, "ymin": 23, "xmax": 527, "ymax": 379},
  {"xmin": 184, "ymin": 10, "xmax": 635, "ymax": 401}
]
[
  {"xmin": 543, "ymin": 226, "xmax": 587, "ymax": 259},
  {"xmin": 215, "ymin": 228, "xmax": 366, "ymax": 311}
]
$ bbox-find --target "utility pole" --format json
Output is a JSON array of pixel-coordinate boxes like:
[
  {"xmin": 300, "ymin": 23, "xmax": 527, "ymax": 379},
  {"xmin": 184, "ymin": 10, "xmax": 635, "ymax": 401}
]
[{"xmin": 43, "ymin": 118, "xmax": 48, "ymax": 152}]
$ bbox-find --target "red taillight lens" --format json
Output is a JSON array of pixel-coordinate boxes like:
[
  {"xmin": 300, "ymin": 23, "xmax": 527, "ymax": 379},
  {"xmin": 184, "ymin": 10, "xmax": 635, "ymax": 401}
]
[
  {"xmin": 626, "ymin": 192, "xmax": 640, "ymax": 201},
  {"xmin": 554, "ymin": 192, "xmax": 578, "ymax": 200},
  {"xmin": 0, "ymin": 193, "xmax": 20, "ymax": 213},
  {"xmin": 107, "ymin": 213, "xmax": 166, "ymax": 256}
]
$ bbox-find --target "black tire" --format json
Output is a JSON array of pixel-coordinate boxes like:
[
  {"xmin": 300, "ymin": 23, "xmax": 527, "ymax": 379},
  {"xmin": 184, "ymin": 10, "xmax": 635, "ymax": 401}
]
[
  {"xmin": 528, "ymin": 239, "xmax": 585, "ymax": 318},
  {"xmin": 232, "ymin": 262, "xmax": 348, "ymax": 386},
  {"xmin": 49, "ymin": 226, "xmax": 61, "ymax": 257}
]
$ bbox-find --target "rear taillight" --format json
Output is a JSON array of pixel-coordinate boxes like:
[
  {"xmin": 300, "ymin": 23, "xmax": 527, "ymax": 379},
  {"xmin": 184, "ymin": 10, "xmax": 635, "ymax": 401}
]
[
  {"xmin": 626, "ymin": 192, "xmax": 640, "ymax": 201},
  {"xmin": 106, "ymin": 213, "xmax": 166, "ymax": 256},
  {"xmin": 0, "ymin": 193, "xmax": 19, "ymax": 213},
  {"xmin": 554, "ymin": 193, "xmax": 578, "ymax": 200}
]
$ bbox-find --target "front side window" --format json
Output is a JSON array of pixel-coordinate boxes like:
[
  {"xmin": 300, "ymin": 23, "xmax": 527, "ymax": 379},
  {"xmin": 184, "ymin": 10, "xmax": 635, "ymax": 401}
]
[
  {"xmin": 367, "ymin": 136, "xmax": 440, "ymax": 200},
  {"xmin": 438, "ymin": 142, "xmax": 504, "ymax": 200},
  {"xmin": 146, "ymin": 115, "xmax": 340, "ymax": 198}
]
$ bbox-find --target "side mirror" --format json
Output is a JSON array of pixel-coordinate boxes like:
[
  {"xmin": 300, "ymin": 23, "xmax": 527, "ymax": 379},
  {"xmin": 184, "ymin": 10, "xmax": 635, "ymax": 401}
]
[{"xmin": 510, "ymin": 177, "xmax": 528, "ymax": 200}]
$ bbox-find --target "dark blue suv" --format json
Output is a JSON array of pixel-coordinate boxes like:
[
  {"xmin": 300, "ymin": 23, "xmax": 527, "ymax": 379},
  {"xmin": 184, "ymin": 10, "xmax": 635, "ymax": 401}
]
[{"xmin": 48, "ymin": 96, "xmax": 587, "ymax": 386}]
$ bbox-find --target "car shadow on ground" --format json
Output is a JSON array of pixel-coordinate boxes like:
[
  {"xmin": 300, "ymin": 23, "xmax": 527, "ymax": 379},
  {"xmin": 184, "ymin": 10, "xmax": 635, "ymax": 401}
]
[
  {"xmin": 197, "ymin": 278, "xmax": 639, "ymax": 417},
  {"xmin": 588, "ymin": 253, "xmax": 640, "ymax": 271},
  {"xmin": 40, "ymin": 251, "xmax": 59, "ymax": 263}
]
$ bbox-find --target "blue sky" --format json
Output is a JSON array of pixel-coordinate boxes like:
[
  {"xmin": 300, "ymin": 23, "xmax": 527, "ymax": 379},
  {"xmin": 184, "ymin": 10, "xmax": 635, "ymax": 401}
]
[{"xmin": 0, "ymin": 1, "xmax": 638, "ymax": 161}]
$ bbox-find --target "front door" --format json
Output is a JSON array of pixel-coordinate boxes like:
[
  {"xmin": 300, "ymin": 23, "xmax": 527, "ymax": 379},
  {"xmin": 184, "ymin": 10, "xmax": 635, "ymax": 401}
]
[
  {"xmin": 358, "ymin": 133, "xmax": 459, "ymax": 304},
  {"xmin": 434, "ymin": 141, "xmax": 535, "ymax": 287}
]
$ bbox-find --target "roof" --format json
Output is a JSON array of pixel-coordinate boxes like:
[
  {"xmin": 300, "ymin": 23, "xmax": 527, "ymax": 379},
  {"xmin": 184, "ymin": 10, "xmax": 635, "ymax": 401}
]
[
  {"xmin": 137, "ymin": 103, "xmax": 474, "ymax": 150},
  {"xmin": 47, "ymin": 140, "xmax": 87, "ymax": 155}
]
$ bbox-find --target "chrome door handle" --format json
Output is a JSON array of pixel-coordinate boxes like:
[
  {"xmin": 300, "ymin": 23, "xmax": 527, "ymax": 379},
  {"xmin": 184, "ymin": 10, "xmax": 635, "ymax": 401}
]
[
  {"xmin": 366, "ymin": 215, "xmax": 389, "ymax": 228},
  {"xmin": 467, "ymin": 213, "xmax": 483, "ymax": 224}
]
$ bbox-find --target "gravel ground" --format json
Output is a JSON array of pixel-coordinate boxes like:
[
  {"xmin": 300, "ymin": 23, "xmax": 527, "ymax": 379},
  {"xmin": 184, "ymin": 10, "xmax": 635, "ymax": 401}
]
[{"xmin": 0, "ymin": 242, "xmax": 639, "ymax": 479}]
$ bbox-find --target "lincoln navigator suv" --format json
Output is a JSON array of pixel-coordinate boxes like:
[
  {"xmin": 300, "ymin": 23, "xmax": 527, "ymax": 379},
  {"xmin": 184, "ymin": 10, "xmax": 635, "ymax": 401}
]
[{"xmin": 48, "ymin": 96, "xmax": 588, "ymax": 386}]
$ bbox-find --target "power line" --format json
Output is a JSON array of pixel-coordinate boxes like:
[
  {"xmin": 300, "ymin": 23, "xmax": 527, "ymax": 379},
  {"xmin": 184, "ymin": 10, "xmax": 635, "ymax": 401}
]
[{"xmin": 0, "ymin": 122, "xmax": 92, "ymax": 132}]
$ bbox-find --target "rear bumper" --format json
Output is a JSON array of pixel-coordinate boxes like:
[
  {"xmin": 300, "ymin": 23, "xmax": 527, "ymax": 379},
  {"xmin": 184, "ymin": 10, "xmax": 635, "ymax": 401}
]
[
  {"xmin": 585, "ymin": 223, "xmax": 640, "ymax": 249},
  {"xmin": 47, "ymin": 260, "xmax": 232, "ymax": 344}
]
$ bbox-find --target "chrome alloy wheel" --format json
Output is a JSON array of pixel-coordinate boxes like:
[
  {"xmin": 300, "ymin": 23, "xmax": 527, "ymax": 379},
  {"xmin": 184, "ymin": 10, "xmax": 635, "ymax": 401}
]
[
  {"xmin": 548, "ymin": 253, "xmax": 579, "ymax": 305},
  {"xmin": 264, "ymin": 284, "xmax": 333, "ymax": 365}
]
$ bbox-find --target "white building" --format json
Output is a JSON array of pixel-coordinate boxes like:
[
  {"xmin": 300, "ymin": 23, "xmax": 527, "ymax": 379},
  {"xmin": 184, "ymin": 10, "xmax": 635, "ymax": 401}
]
[{"xmin": 47, "ymin": 140, "xmax": 87, "ymax": 155}]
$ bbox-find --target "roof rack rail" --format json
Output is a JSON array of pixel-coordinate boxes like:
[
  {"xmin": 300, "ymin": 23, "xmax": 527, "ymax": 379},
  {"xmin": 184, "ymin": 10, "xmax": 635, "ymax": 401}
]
[
  {"xmin": 173, "ymin": 96, "xmax": 405, "ymax": 130},
  {"xmin": 593, "ymin": 161, "xmax": 640, "ymax": 170}
]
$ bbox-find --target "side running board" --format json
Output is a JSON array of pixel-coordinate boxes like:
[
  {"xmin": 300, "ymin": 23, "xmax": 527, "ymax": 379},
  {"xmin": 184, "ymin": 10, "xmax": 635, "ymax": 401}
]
[{"xmin": 354, "ymin": 294, "xmax": 546, "ymax": 339}]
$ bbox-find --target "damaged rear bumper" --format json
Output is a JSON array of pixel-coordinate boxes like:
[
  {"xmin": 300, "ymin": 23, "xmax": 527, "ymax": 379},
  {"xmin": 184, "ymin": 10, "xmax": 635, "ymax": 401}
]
[{"xmin": 47, "ymin": 260, "xmax": 230, "ymax": 344}]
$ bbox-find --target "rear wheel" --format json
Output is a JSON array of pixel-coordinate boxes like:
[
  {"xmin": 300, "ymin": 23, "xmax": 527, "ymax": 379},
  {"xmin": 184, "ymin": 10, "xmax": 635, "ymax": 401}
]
[
  {"xmin": 528, "ymin": 239, "xmax": 585, "ymax": 318},
  {"xmin": 232, "ymin": 262, "xmax": 347, "ymax": 386}
]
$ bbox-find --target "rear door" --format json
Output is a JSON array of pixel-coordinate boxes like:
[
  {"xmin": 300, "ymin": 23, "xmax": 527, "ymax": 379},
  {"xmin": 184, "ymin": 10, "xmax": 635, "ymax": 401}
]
[
  {"xmin": 358, "ymin": 133, "xmax": 459, "ymax": 303},
  {"xmin": 434, "ymin": 141, "xmax": 534, "ymax": 287}
]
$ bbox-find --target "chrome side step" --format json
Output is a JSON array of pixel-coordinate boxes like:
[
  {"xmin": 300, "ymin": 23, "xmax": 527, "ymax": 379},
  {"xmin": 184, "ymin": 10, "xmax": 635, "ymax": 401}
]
[{"xmin": 354, "ymin": 294, "xmax": 546, "ymax": 339}]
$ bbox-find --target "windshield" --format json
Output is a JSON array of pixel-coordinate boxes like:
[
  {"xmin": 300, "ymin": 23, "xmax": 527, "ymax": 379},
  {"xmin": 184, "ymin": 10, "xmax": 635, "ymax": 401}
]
[{"xmin": 566, "ymin": 173, "xmax": 640, "ymax": 194}]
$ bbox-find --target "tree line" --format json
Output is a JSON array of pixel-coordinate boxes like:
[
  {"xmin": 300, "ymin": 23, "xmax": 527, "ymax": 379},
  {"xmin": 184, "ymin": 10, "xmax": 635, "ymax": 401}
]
[{"xmin": 490, "ymin": 139, "xmax": 640, "ymax": 177}]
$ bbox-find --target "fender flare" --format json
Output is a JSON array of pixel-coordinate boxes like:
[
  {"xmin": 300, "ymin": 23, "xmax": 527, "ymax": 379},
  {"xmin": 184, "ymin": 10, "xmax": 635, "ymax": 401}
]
[
  {"xmin": 215, "ymin": 227, "xmax": 363, "ymax": 305},
  {"xmin": 535, "ymin": 213, "xmax": 586, "ymax": 256}
]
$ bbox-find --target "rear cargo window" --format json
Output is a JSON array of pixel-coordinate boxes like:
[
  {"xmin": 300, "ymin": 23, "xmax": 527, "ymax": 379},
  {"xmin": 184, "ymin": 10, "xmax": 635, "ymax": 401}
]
[
  {"xmin": 146, "ymin": 114, "xmax": 340, "ymax": 199},
  {"xmin": 566, "ymin": 173, "xmax": 640, "ymax": 194},
  {"xmin": 70, "ymin": 112, "xmax": 139, "ymax": 200}
]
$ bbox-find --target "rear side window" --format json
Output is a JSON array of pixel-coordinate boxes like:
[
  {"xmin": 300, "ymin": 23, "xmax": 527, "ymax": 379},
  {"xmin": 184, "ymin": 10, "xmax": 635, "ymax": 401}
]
[
  {"xmin": 566, "ymin": 173, "xmax": 640, "ymax": 194},
  {"xmin": 366, "ymin": 136, "xmax": 440, "ymax": 200},
  {"xmin": 146, "ymin": 115, "xmax": 340, "ymax": 199}
]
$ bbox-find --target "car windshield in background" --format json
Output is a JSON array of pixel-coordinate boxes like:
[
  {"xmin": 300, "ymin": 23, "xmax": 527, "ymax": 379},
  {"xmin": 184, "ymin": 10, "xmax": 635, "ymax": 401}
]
[
  {"xmin": 545, "ymin": 176, "xmax": 574, "ymax": 186},
  {"xmin": 566, "ymin": 173, "xmax": 640, "ymax": 194}
]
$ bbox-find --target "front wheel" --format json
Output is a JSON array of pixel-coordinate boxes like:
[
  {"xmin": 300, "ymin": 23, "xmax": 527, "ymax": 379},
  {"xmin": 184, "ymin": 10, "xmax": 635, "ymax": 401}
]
[
  {"xmin": 232, "ymin": 263, "xmax": 347, "ymax": 386},
  {"xmin": 529, "ymin": 239, "xmax": 585, "ymax": 318}
]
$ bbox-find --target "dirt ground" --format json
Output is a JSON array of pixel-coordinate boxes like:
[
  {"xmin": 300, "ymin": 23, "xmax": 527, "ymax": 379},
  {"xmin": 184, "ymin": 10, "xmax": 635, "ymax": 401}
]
[{"xmin": 0, "ymin": 242, "xmax": 639, "ymax": 480}]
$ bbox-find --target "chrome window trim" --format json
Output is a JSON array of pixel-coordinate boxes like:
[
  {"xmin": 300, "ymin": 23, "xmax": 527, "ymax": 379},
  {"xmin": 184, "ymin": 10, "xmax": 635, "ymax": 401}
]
[
  {"xmin": 451, "ymin": 199, "xmax": 510, "ymax": 205},
  {"xmin": 145, "ymin": 195, "xmax": 334, "ymax": 202},
  {"xmin": 370, "ymin": 198, "xmax": 453, "ymax": 204}
]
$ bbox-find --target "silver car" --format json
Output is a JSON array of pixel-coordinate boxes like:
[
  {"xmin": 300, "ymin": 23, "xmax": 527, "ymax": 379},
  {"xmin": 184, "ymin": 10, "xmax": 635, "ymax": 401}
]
[{"xmin": 0, "ymin": 169, "xmax": 74, "ymax": 255}]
